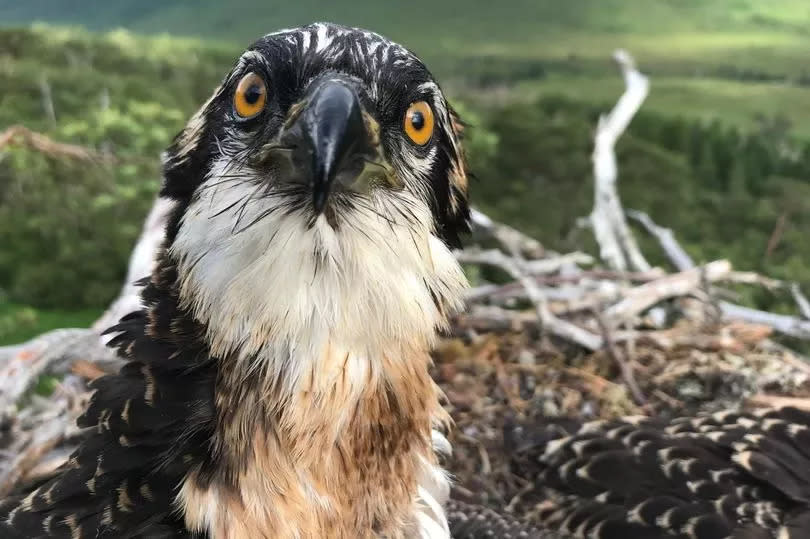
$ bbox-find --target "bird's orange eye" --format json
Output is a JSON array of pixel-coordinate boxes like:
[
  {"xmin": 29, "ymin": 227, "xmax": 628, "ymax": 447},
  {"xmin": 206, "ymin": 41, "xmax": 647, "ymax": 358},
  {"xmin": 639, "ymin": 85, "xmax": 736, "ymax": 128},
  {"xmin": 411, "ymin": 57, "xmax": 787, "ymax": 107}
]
[
  {"xmin": 403, "ymin": 101, "xmax": 434, "ymax": 146},
  {"xmin": 233, "ymin": 72, "xmax": 267, "ymax": 119}
]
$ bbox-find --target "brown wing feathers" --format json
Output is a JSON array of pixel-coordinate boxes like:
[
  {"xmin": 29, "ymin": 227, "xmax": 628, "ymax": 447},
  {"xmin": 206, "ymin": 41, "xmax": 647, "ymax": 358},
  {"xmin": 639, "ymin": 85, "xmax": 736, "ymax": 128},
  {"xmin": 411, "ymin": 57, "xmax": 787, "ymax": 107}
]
[
  {"xmin": 0, "ymin": 311, "xmax": 214, "ymax": 538},
  {"xmin": 446, "ymin": 498, "xmax": 545, "ymax": 538},
  {"xmin": 509, "ymin": 407, "xmax": 810, "ymax": 538}
]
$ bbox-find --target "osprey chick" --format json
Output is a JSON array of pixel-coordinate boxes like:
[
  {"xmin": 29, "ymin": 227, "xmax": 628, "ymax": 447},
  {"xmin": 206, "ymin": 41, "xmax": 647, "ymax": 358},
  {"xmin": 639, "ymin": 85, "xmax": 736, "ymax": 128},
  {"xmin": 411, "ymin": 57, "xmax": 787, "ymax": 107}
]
[
  {"xmin": 510, "ymin": 407, "xmax": 810, "ymax": 538},
  {"xmin": 0, "ymin": 22, "xmax": 469, "ymax": 538}
]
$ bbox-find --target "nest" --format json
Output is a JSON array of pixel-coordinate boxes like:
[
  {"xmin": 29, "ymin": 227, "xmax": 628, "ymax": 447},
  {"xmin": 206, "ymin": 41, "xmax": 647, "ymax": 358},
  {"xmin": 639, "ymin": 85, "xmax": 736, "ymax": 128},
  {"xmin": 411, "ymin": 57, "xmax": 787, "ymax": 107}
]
[{"xmin": 437, "ymin": 316, "xmax": 810, "ymax": 513}]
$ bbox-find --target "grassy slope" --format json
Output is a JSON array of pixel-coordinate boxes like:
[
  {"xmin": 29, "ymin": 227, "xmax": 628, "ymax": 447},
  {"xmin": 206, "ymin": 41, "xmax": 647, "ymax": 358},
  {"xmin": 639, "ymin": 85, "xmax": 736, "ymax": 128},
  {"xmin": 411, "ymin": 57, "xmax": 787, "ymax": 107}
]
[
  {"xmin": 2, "ymin": 1, "xmax": 810, "ymax": 72},
  {"xmin": 3, "ymin": 2, "xmax": 810, "ymax": 138},
  {"xmin": 512, "ymin": 77, "xmax": 810, "ymax": 138},
  {"xmin": 3, "ymin": 1, "xmax": 810, "ymax": 43}
]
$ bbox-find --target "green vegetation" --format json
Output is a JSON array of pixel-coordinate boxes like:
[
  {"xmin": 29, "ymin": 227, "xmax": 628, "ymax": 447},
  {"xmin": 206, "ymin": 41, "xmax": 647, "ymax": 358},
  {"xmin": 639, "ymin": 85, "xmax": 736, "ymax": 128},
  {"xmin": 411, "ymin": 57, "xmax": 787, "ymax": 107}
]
[
  {"xmin": 1, "ymin": 2, "xmax": 810, "ymax": 343},
  {"xmin": 0, "ymin": 27, "xmax": 236, "ymax": 342},
  {"xmin": 5, "ymin": 1, "xmax": 810, "ymax": 91},
  {"xmin": 512, "ymin": 77, "xmax": 810, "ymax": 139},
  {"xmin": 0, "ymin": 303, "xmax": 101, "ymax": 345},
  {"xmin": 4, "ymin": 1, "xmax": 810, "ymax": 50}
]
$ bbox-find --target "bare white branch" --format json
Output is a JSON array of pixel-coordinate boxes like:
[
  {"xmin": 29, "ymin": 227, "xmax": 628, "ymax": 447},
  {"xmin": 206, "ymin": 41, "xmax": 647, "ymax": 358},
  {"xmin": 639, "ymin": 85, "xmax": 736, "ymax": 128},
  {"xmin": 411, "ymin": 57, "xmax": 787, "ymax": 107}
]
[
  {"xmin": 469, "ymin": 207, "xmax": 544, "ymax": 258},
  {"xmin": 791, "ymin": 283, "xmax": 810, "ymax": 320},
  {"xmin": 720, "ymin": 301, "xmax": 810, "ymax": 340},
  {"xmin": 93, "ymin": 197, "xmax": 173, "ymax": 332},
  {"xmin": 588, "ymin": 50, "xmax": 651, "ymax": 273},
  {"xmin": 627, "ymin": 209, "xmax": 694, "ymax": 271},
  {"xmin": 631, "ymin": 209, "xmax": 810, "ymax": 338}
]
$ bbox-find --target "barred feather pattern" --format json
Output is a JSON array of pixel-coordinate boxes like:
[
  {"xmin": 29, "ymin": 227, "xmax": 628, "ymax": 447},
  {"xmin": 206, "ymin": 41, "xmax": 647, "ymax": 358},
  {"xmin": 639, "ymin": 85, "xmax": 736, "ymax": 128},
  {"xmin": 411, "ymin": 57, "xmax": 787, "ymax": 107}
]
[
  {"xmin": 509, "ymin": 407, "xmax": 810, "ymax": 539},
  {"xmin": 446, "ymin": 499, "xmax": 545, "ymax": 538},
  {"xmin": 0, "ymin": 310, "xmax": 215, "ymax": 538}
]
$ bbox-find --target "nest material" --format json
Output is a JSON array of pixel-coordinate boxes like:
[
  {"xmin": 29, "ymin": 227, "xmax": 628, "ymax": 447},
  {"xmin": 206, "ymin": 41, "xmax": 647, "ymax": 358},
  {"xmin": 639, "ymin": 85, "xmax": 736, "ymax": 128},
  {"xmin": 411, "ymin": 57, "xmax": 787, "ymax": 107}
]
[{"xmin": 436, "ymin": 316, "xmax": 810, "ymax": 515}]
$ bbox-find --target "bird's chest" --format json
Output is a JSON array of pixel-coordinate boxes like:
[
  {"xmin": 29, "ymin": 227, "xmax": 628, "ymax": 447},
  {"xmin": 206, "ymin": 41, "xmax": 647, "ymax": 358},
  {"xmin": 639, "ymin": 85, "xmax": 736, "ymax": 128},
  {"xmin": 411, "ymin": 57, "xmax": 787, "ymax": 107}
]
[
  {"xmin": 182, "ymin": 436, "xmax": 420, "ymax": 538},
  {"xmin": 178, "ymin": 347, "xmax": 449, "ymax": 539}
]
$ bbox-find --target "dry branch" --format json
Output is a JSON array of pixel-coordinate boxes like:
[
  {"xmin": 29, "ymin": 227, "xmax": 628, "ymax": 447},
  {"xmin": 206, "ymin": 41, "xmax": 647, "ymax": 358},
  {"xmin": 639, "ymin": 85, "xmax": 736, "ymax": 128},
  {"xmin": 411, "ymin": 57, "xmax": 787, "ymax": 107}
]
[
  {"xmin": 719, "ymin": 302, "xmax": 810, "ymax": 340},
  {"xmin": 0, "ymin": 329, "xmax": 112, "ymax": 417},
  {"xmin": 470, "ymin": 208, "xmax": 545, "ymax": 258},
  {"xmin": 604, "ymin": 260, "xmax": 732, "ymax": 325},
  {"xmin": 792, "ymin": 283, "xmax": 810, "ymax": 320},
  {"xmin": 457, "ymin": 248, "xmax": 603, "ymax": 350},
  {"xmin": 587, "ymin": 51, "xmax": 651, "ymax": 272},
  {"xmin": 627, "ymin": 209, "xmax": 694, "ymax": 271},
  {"xmin": 628, "ymin": 210, "xmax": 810, "ymax": 339},
  {"xmin": 592, "ymin": 309, "xmax": 646, "ymax": 405},
  {"xmin": 0, "ymin": 125, "xmax": 105, "ymax": 162}
]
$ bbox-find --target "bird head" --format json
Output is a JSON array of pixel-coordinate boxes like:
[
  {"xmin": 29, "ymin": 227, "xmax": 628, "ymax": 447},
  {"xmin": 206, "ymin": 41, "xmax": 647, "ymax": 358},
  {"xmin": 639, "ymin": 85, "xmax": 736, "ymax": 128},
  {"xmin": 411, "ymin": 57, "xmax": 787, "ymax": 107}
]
[{"xmin": 155, "ymin": 23, "xmax": 470, "ymax": 362}]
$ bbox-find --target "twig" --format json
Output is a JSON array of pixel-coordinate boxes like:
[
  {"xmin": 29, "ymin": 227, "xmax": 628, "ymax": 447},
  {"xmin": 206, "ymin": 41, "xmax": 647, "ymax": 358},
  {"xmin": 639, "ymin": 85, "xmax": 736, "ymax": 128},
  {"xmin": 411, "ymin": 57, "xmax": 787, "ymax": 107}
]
[
  {"xmin": 469, "ymin": 208, "xmax": 544, "ymax": 258},
  {"xmin": 627, "ymin": 209, "xmax": 694, "ymax": 271},
  {"xmin": 627, "ymin": 210, "xmax": 810, "ymax": 340},
  {"xmin": 604, "ymin": 260, "xmax": 732, "ymax": 325},
  {"xmin": 592, "ymin": 310, "xmax": 646, "ymax": 405},
  {"xmin": 719, "ymin": 301, "xmax": 810, "ymax": 340},
  {"xmin": 504, "ymin": 482, "xmax": 536, "ymax": 513},
  {"xmin": 522, "ymin": 252, "xmax": 594, "ymax": 274},
  {"xmin": 725, "ymin": 271, "xmax": 784, "ymax": 290},
  {"xmin": 652, "ymin": 389, "xmax": 684, "ymax": 409},
  {"xmin": 791, "ymin": 283, "xmax": 810, "ymax": 320},
  {"xmin": 457, "ymin": 249, "xmax": 603, "ymax": 350},
  {"xmin": 747, "ymin": 393, "xmax": 810, "ymax": 411},
  {"xmin": 456, "ymin": 432, "xmax": 491, "ymax": 475},
  {"xmin": 452, "ymin": 306, "xmax": 538, "ymax": 333},
  {"xmin": 457, "ymin": 249, "xmax": 592, "ymax": 279},
  {"xmin": 764, "ymin": 212, "xmax": 787, "ymax": 261},
  {"xmin": 464, "ymin": 269, "xmax": 667, "ymax": 309},
  {"xmin": 38, "ymin": 75, "xmax": 56, "ymax": 126},
  {"xmin": 0, "ymin": 125, "xmax": 105, "ymax": 162}
]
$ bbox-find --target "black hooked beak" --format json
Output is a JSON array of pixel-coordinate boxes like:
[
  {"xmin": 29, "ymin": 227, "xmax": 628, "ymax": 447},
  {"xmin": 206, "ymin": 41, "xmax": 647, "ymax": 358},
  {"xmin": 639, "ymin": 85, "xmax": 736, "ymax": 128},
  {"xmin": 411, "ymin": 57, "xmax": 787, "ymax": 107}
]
[{"xmin": 286, "ymin": 79, "xmax": 370, "ymax": 214}]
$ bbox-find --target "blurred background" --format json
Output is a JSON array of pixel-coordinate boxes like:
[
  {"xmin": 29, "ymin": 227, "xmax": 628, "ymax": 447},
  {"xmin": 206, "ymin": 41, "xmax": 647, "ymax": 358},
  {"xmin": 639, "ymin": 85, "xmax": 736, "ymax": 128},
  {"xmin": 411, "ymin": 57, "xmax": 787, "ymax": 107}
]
[{"xmin": 2, "ymin": 1, "xmax": 810, "ymax": 345}]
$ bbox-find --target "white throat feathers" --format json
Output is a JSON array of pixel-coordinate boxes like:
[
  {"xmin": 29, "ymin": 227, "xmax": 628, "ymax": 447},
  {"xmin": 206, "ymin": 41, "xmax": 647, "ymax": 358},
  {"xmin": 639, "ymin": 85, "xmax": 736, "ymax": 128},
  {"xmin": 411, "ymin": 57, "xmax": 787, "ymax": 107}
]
[
  {"xmin": 172, "ymin": 157, "xmax": 466, "ymax": 389},
  {"xmin": 170, "ymin": 159, "xmax": 466, "ymax": 539}
]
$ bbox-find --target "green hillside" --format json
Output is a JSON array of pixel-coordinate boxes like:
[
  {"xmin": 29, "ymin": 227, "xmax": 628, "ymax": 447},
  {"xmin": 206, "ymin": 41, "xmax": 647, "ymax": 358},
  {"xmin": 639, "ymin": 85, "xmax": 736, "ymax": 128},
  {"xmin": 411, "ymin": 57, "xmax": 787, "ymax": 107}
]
[
  {"xmin": 3, "ymin": 1, "xmax": 810, "ymax": 82},
  {"xmin": 4, "ymin": 0, "xmax": 810, "ymax": 43},
  {"xmin": 4, "ymin": 2, "xmax": 810, "ymax": 138}
]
